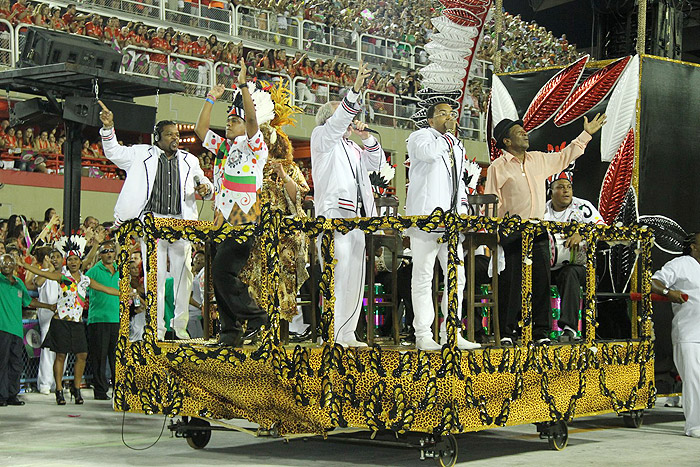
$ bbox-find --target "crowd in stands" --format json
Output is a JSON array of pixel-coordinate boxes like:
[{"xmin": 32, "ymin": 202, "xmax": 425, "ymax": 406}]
[
  {"xmin": 0, "ymin": 0, "xmax": 583, "ymax": 148},
  {"xmin": 477, "ymin": 12, "xmax": 583, "ymax": 71},
  {"xmin": 0, "ymin": 118, "xmax": 116, "ymax": 177},
  {"xmin": 238, "ymin": 0, "xmax": 435, "ymax": 48}
]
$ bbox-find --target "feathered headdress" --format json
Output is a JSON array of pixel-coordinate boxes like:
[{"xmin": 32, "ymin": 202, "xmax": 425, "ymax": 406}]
[
  {"xmin": 369, "ymin": 163, "xmax": 396, "ymax": 196},
  {"xmin": 462, "ymin": 157, "xmax": 482, "ymax": 195},
  {"xmin": 258, "ymin": 79, "xmax": 302, "ymax": 159},
  {"xmin": 55, "ymin": 235, "xmax": 87, "ymax": 258},
  {"xmin": 227, "ymin": 81, "xmax": 276, "ymax": 126}
]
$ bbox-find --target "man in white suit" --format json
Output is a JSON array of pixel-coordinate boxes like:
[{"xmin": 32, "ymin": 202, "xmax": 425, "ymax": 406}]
[
  {"xmin": 311, "ymin": 61, "xmax": 385, "ymax": 348},
  {"xmin": 406, "ymin": 101, "xmax": 480, "ymax": 351},
  {"xmin": 98, "ymin": 101, "xmax": 213, "ymax": 340}
]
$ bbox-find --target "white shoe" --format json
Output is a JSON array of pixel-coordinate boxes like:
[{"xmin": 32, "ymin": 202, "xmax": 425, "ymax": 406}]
[
  {"xmin": 336, "ymin": 338, "xmax": 368, "ymax": 348},
  {"xmin": 440, "ymin": 334, "xmax": 481, "ymax": 350},
  {"xmin": 38, "ymin": 387, "xmax": 51, "ymax": 395},
  {"xmin": 688, "ymin": 429, "xmax": 700, "ymax": 438},
  {"xmin": 416, "ymin": 337, "xmax": 442, "ymax": 351},
  {"xmin": 174, "ymin": 328, "xmax": 190, "ymax": 340}
]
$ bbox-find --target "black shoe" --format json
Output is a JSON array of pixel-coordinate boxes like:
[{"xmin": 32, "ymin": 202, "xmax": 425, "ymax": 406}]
[
  {"xmin": 6, "ymin": 397, "xmax": 25, "ymax": 406},
  {"xmin": 243, "ymin": 327, "xmax": 265, "ymax": 345},
  {"xmin": 94, "ymin": 392, "xmax": 110, "ymax": 400},
  {"xmin": 56, "ymin": 390, "xmax": 66, "ymax": 406},
  {"xmin": 70, "ymin": 386, "xmax": 84, "ymax": 405},
  {"xmin": 209, "ymin": 332, "xmax": 243, "ymax": 347},
  {"xmin": 500, "ymin": 336, "xmax": 514, "ymax": 346},
  {"xmin": 0, "ymin": 400, "xmax": 7, "ymax": 407},
  {"xmin": 559, "ymin": 328, "xmax": 580, "ymax": 342},
  {"xmin": 290, "ymin": 328, "xmax": 313, "ymax": 343}
]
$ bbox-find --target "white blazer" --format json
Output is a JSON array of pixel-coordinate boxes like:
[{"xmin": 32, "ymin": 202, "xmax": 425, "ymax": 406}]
[
  {"xmin": 100, "ymin": 127, "xmax": 213, "ymax": 225},
  {"xmin": 311, "ymin": 90, "xmax": 385, "ymax": 219},
  {"xmin": 405, "ymin": 127, "xmax": 470, "ymax": 217}
]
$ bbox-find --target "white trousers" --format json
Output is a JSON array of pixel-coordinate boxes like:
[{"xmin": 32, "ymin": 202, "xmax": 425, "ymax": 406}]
[
  {"xmin": 410, "ymin": 231, "xmax": 465, "ymax": 341},
  {"xmin": 36, "ymin": 308, "xmax": 56, "ymax": 391},
  {"xmin": 318, "ymin": 226, "xmax": 366, "ymax": 342},
  {"xmin": 142, "ymin": 237, "xmax": 193, "ymax": 339},
  {"xmin": 674, "ymin": 342, "xmax": 700, "ymax": 435}
]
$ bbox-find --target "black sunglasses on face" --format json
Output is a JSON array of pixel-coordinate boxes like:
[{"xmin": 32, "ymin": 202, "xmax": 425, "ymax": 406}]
[{"xmin": 100, "ymin": 248, "xmax": 115, "ymax": 254}]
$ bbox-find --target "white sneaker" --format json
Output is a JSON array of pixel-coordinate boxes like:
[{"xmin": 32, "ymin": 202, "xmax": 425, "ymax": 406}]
[
  {"xmin": 416, "ymin": 337, "xmax": 442, "ymax": 351},
  {"xmin": 439, "ymin": 334, "xmax": 481, "ymax": 350},
  {"xmin": 688, "ymin": 429, "xmax": 700, "ymax": 438},
  {"xmin": 38, "ymin": 387, "xmax": 51, "ymax": 395},
  {"xmin": 336, "ymin": 338, "xmax": 368, "ymax": 348}
]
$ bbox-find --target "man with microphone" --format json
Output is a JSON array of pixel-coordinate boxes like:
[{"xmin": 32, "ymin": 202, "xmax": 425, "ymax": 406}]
[
  {"xmin": 405, "ymin": 101, "xmax": 480, "ymax": 351},
  {"xmin": 98, "ymin": 102, "xmax": 213, "ymax": 340},
  {"xmin": 311, "ymin": 60, "xmax": 386, "ymax": 348}
]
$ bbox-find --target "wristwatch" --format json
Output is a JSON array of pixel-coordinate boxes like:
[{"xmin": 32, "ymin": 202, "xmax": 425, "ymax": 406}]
[{"xmin": 662, "ymin": 287, "xmax": 670, "ymax": 296}]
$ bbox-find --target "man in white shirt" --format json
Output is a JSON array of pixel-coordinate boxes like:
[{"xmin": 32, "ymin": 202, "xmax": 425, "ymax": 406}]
[
  {"xmin": 651, "ymin": 232, "xmax": 700, "ymax": 438},
  {"xmin": 405, "ymin": 101, "xmax": 480, "ymax": 351},
  {"xmin": 311, "ymin": 61, "xmax": 385, "ymax": 348},
  {"xmin": 543, "ymin": 172, "xmax": 605, "ymax": 341},
  {"xmin": 98, "ymin": 102, "xmax": 213, "ymax": 341}
]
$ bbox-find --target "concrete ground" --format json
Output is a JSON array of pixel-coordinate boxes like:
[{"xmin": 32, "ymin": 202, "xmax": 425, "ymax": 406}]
[{"xmin": 1, "ymin": 392, "xmax": 699, "ymax": 467}]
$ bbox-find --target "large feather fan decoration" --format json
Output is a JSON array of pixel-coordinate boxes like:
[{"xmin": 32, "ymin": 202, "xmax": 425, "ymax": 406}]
[
  {"xmin": 598, "ymin": 128, "xmax": 635, "ymax": 225},
  {"xmin": 607, "ymin": 186, "xmax": 639, "ymax": 293},
  {"xmin": 553, "ymin": 55, "xmax": 631, "ymax": 127},
  {"xmin": 522, "ymin": 54, "xmax": 589, "ymax": 132},
  {"xmin": 600, "ymin": 55, "xmax": 640, "ymax": 162},
  {"xmin": 489, "ymin": 75, "xmax": 519, "ymax": 130},
  {"xmin": 639, "ymin": 215, "xmax": 688, "ymax": 255}
]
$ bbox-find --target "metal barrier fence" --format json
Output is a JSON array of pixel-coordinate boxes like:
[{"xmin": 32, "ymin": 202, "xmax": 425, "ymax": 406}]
[
  {"xmin": 6, "ymin": 10, "xmax": 491, "ymax": 139},
  {"xmin": 121, "ymin": 44, "xmax": 214, "ymax": 96}
]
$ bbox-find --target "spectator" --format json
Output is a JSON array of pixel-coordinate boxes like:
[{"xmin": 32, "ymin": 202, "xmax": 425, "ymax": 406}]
[
  {"xmin": 49, "ymin": 7, "xmax": 67, "ymax": 31},
  {"xmin": 32, "ymin": 3, "xmax": 50, "ymax": 27},
  {"xmin": 0, "ymin": 253, "xmax": 56, "ymax": 407},
  {"xmin": 85, "ymin": 14, "xmax": 104, "ymax": 40}
]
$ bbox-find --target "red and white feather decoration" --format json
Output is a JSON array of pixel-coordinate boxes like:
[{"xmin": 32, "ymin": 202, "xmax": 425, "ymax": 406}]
[
  {"xmin": 554, "ymin": 55, "xmax": 631, "ymax": 127},
  {"xmin": 522, "ymin": 54, "xmax": 589, "ymax": 132},
  {"xmin": 598, "ymin": 128, "xmax": 635, "ymax": 225}
]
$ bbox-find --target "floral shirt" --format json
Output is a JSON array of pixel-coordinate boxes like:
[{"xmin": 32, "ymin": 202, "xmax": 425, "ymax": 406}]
[
  {"xmin": 56, "ymin": 271, "xmax": 91, "ymax": 322},
  {"xmin": 202, "ymin": 129, "xmax": 268, "ymax": 224}
]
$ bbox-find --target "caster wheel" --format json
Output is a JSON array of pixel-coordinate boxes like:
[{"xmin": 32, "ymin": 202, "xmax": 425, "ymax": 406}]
[
  {"xmin": 547, "ymin": 421, "xmax": 568, "ymax": 451},
  {"xmin": 186, "ymin": 418, "xmax": 212, "ymax": 449},
  {"xmin": 623, "ymin": 410, "xmax": 644, "ymax": 428},
  {"xmin": 434, "ymin": 434, "xmax": 458, "ymax": 467}
]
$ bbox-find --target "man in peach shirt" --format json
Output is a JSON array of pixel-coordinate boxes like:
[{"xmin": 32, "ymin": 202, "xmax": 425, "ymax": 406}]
[{"xmin": 485, "ymin": 114, "xmax": 606, "ymax": 345}]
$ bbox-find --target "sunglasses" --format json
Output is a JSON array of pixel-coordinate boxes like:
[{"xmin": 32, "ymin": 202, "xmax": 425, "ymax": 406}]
[{"xmin": 100, "ymin": 248, "xmax": 115, "ymax": 254}]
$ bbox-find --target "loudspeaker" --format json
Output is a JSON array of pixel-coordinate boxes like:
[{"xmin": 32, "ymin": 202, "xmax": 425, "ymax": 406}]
[
  {"xmin": 10, "ymin": 97, "xmax": 55, "ymax": 126},
  {"xmin": 19, "ymin": 26, "xmax": 122, "ymax": 72},
  {"xmin": 63, "ymin": 97, "xmax": 157, "ymax": 133}
]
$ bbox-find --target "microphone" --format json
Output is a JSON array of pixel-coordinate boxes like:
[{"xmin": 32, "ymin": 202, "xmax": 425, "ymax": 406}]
[
  {"xmin": 352, "ymin": 122, "xmax": 380, "ymax": 135},
  {"xmin": 194, "ymin": 175, "xmax": 201, "ymax": 186}
]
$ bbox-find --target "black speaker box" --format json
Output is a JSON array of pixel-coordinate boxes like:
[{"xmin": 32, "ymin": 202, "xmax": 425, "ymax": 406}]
[
  {"xmin": 10, "ymin": 97, "xmax": 54, "ymax": 126},
  {"xmin": 19, "ymin": 26, "xmax": 122, "ymax": 72},
  {"xmin": 63, "ymin": 97, "xmax": 157, "ymax": 133}
]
